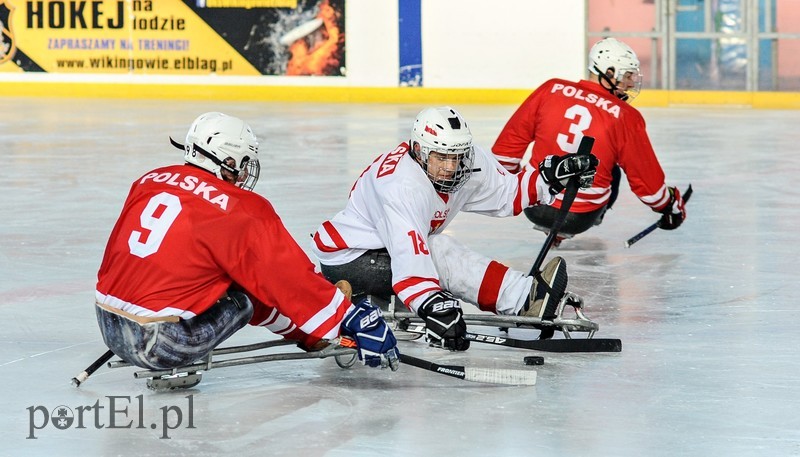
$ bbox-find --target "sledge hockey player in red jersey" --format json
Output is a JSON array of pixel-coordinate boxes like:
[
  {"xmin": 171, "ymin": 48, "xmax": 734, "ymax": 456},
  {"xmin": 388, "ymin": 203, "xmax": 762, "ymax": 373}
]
[
  {"xmin": 312, "ymin": 107, "xmax": 598, "ymax": 350},
  {"xmin": 95, "ymin": 112, "xmax": 399, "ymax": 372},
  {"xmin": 492, "ymin": 37, "xmax": 686, "ymax": 244}
]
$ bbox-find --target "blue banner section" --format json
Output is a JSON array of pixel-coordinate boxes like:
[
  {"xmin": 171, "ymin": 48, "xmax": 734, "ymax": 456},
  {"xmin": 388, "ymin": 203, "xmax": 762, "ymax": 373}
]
[{"xmin": 398, "ymin": 0, "xmax": 422, "ymax": 86}]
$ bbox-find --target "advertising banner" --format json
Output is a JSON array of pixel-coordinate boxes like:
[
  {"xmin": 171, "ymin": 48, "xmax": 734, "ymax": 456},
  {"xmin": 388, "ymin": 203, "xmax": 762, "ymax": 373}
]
[{"xmin": 0, "ymin": 0, "xmax": 345, "ymax": 76}]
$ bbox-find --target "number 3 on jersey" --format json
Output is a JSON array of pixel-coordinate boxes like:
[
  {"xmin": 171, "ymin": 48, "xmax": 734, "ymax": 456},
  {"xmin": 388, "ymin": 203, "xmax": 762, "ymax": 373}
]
[
  {"xmin": 407, "ymin": 230, "xmax": 429, "ymax": 255},
  {"xmin": 128, "ymin": 192, "xmax": 182, "ymax": 258},
  {"xmin": 557, "ymin": 105, "xmax": 592, "ymax": 154}
]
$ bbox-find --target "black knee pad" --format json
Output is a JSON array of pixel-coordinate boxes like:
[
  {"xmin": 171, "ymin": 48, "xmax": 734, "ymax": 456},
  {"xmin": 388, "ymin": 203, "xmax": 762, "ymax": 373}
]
[
  {"xmin": 320, "ymin": 250, "xmax": 394, "ymax": 301},
  {"xmin": 225, "ymin": 290, "xmax": 253, "ymax": 312},
  {"xmin": 524, "ymin": 204, "xmax": 606, "ymax": 236}
]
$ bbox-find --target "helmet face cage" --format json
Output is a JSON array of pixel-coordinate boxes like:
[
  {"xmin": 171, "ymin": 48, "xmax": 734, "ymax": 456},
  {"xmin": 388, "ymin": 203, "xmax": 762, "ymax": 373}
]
[
  {"xmin": 181, "ymin": 112, "xmax": 261, "ymax": 191},
  {"xmin": 588, "ymin": 38, "xmax": 642, "ymax": 101},
  {"xmin": 414, "ymin": 142, "xmax": 474, "ymax": 193},
  {"xmin": 238, "ymin": 156, "xmax": 261, "ymax": 191},
  {"xmin": 410, "ymin": 107, "xmax": 475, "ymax": 193}
]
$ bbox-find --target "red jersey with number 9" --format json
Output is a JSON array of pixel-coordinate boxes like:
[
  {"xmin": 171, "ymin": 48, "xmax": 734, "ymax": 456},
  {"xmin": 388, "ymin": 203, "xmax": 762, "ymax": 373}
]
[{"xmin": 96, "ymin": 164, "xmax": 347, "ymax": 345}]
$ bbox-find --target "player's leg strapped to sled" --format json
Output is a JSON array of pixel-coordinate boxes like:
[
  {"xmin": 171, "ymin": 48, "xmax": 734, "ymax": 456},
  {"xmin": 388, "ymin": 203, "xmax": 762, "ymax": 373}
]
[
  {"xmin": 93, "ymin": 290, "xmax": 259, "ymax": 389},
  {"xmin": 90, "ymin": 292, "xmax": 387, "ymax": 390},
  {"xmin": 319, "ymin": 233, "xmax": 601, "ymax": 341},
  {"xmin": 95, "ymin": 290, "xmax": 254, "ymax": 370}
]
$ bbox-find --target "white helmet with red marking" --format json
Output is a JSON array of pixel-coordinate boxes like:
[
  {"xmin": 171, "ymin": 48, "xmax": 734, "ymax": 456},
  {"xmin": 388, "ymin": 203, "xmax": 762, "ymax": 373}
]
[{"xmin": 410, "ymin": 106, "xmax": 474, "ymax": 193}]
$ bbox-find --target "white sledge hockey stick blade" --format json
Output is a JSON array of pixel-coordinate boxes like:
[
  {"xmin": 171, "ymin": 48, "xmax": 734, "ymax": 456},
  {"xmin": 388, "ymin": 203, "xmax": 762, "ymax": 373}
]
[{"xmin": 399, "ymin": 354, "xmax": 536, "ymax": 386}]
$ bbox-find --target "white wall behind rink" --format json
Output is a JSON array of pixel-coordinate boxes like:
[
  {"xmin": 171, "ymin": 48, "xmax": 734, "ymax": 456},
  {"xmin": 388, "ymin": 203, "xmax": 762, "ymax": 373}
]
[
  {"xmin": 0, "ymin": 0, "xmax": 587, "ymax": 91},
  {"xmin": 416, "ymin": 0, "xmax": 585, "ymax": 89}
]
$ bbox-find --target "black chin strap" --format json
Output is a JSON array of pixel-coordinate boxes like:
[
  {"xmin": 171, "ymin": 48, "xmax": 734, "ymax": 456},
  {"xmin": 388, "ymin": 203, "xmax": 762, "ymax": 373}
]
[
  {"xmin": 594, "ymin": 66, "xmax": 629, "ymax": 101},
  {"xmin": 170, "ymin": 137, "xmax": 238, "ymax": 177}
]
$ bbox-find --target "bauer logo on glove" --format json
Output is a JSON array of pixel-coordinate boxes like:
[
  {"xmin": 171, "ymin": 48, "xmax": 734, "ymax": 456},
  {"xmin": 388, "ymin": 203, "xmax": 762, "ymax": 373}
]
[
  {"xmin": 417, "ymin": 291, "xmax": 470, "ymax": 352},
  {"xmin": 358, "ymin": 307, "xmax": 382, "ymax": 328},
  {"xmin": 539, "ymin": 153, "xmax": 600, "ymax": 195},
  {"xmin": 340, "ymin": 298, "xmax": 400, "ymax": 370}
]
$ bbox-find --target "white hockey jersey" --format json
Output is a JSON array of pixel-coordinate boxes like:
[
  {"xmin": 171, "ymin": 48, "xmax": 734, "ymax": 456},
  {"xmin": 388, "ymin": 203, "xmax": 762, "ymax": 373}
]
[{"xmin": 312, "ymin": 142, "xmax": 550, "ymax": 313}]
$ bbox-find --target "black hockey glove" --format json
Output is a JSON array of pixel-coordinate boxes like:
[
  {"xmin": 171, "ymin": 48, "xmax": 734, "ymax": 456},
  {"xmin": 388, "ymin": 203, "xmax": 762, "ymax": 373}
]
[
  {"xmin": 539, "ymin": 153, "xmax": 600, "ymax": 195},
  {"xmin": 417, "ymin": 291, "xmax": 470, "ymax": 351},
  {"xmin": 657, "ymin": 186, "xmax": 686, "ymax": 230}
]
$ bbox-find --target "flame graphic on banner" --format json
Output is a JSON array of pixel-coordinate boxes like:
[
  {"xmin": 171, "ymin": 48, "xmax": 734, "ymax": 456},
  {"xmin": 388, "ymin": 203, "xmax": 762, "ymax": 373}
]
[{"xmin": 285, "ymin": 0, "xmax": 342, "ymax": 76}]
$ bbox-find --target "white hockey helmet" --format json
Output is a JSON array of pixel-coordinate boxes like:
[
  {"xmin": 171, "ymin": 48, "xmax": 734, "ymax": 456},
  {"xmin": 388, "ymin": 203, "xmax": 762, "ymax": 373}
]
[
  {"xmin": 588, "ymin": 37, "xmax": 642, "ymax": 101},
  {"xmin": 410, "ymin": 106, "xmax": 475, "ymax": 193},
  {"xmin": 172, "ymin": 112, "xmax": 261, "ymax": 191}
]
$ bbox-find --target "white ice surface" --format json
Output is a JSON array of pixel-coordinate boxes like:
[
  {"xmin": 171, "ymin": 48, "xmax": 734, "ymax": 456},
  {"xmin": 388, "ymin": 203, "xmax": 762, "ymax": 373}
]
[{"xmin": 1, "ymin": 99, "xmax": 799, "ymax": 456}]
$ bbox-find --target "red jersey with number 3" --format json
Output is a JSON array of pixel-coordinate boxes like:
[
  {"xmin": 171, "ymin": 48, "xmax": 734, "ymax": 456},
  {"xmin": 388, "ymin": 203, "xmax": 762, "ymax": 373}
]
[
  {"xmin": 492, "ymin": 78, "xmax": 671, "ymax": 213},
  {"xmin": 96, "ymin": 164, "xmax": 348, "ymax": 346}
]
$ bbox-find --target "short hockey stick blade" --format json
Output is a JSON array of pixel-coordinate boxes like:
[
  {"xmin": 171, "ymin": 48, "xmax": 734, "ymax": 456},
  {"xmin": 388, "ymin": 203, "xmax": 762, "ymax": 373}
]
[
  {"xmin": 399, "ymin": 354, "xmax": 536, "ymax": 386},
  {"xmin": 625, "ymin": 184, "xmax": 693, "ymax": 248},
  {"xmin": 71, "ymin": 349, "xmax": 115, "ymax": 387}
]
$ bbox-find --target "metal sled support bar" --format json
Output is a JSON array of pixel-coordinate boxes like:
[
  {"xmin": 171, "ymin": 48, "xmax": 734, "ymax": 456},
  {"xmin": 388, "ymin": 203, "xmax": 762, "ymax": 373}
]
[
  {"xmin": 108, "ymin": 339, "xmax": 297, "ymax": 369},
  {"xmin": 133, "ymin": 347, "xmax": 356, "ymax": 379},
  {"xmin": 208, "ymin": 339, "xmax": 297, "ymax": 355},
  {"xmin": 390, "ymin": 311, "xmax": 599, "ymax": 332},
  {"xmin": 388, "ymin": 291, "xmax": 600, "ymax": 338}
]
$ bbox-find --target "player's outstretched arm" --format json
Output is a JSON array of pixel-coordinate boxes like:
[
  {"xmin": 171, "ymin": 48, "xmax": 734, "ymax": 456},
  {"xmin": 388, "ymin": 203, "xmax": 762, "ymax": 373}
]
[{"xmin": 656, "ymin": 186, "xmax": 686, "ymax": 230}]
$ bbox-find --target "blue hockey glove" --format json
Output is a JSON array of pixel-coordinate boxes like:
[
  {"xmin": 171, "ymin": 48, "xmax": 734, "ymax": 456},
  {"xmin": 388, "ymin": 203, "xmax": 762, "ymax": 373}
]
[{"xmin": 340, "ymin": 298, "xmax": 400, "ymax": 371}]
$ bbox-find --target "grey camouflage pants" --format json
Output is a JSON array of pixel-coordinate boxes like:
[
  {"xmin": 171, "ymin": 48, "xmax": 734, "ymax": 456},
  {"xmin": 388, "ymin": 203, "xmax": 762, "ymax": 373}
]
[{"xmin": 95, "ymin": 291, "xmax": 254, "ymax": 370}]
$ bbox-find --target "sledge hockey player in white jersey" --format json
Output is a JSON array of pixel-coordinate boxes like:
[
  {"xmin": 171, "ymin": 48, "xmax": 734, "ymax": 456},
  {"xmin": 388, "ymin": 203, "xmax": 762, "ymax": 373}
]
[{"xmin": 312, "ymin": 107, "xmax": 598, "ymax": 350}]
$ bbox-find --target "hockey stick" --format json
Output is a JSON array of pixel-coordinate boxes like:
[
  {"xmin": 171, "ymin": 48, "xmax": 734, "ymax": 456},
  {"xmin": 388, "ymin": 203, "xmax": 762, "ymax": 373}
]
[
  {"xmin": 401, "ymin": 323, "xmax": 620, "ymax": 353},
  {"xmin": 464, "ymin": 332, "xmax": 620, "ymax": 353},
  {"xmin": 625, "ymin": 184, "xmax": 693, "ymax": 248},
  {"xmin": 71, "ymin": 349, "xmax": 114, "ymax": 387},
  {"xmin": 399, "ymin": 354, "xmax": 537, "ymax": 386},
  {"xmin": 528, "ymin": 135, "xmax": 595, "ymax": 276}
]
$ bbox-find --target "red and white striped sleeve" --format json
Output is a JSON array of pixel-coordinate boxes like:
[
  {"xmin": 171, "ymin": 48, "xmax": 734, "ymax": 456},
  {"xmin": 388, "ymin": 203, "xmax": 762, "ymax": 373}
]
[{"xmin": 228, "ymin": 202, "xmax": 351, "ymax": 349}]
